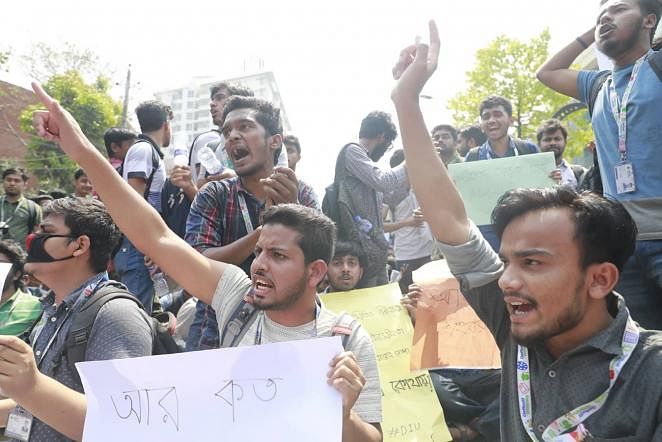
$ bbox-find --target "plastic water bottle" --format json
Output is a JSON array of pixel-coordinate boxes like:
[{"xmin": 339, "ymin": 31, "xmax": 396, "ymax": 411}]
[
  {"xmin": 172, "ymin": 147, "xmax": 189, "ymax": 166},
  {"xmin": 198, "ymin": 144, "xmax": 224, "ymax": 175},
  {"xmin": 217, "ymin": 146, "xmax": 232, "ymax": 169},
  {"xmin": 354, "ymin": 215, "xmax": 373, "ymax": 234},
  {"xmin": 150, "ymin": 267, "xmax": 170, "ymax": 303}
]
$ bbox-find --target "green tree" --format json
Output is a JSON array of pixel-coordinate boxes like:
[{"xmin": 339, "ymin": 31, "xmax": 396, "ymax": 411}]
[
  {"xmin": 19, "ymin": 70, "xmax": 122, "ymax": 191},
  {"xmin": 0, "ymin": 50, "xmax": 9, "ymax": 71},
  {"xmin": 448, "ymin": 30, "xmax": 591, "ymax": 160}
]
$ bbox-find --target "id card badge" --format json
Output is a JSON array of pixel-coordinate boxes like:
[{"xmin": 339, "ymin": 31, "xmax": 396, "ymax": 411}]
[
  {"xmin": 614, "ymin": 162, "xmax": 636, "ymax": 194},
  {"xmin": 4, "ymin": 406, "xmax": 33, "ymax": 441}
]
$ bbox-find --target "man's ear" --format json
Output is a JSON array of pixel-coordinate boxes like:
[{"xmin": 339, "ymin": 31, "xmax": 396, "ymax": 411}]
[
  {"xmin": 585, "ymin": 262, "xmax": 620, "ymax": 300},
  {"xmin": 71, "ymin": 235, "xmax": 92, "ymax": 258},
  {"xmin": 307, "ymin": 260, "xmax": 328, "ymax": 288},
  {"xmin": 269, "ymin": 134, "xmax": 283, "ymax": 151},
  {"xmin": 643, "ymin": 13, "xmax": 658, "ymax": 32}
]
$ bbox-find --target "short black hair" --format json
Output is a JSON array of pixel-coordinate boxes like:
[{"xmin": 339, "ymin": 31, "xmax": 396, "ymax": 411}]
[
  {"xmin": 333, "ymin": 240, "xmax": 367, "ymax": 270},
  {"xmin": 479, "ymin": 96, "xmax": 513, "ymax": 117},
  {"xmin": 103, "ymin": 127, "xmax": 137, "ymax": 158},
  {"xmin": 74, "ymin": 168, "xmax": 87, "ymax": 181},
  {"xmin": 431, "ymin": 124, "xmax": 459, "ymax": 142},
  {"xmin": 492, "ymin": 187, "xmax": 637, "ymax": 271},
  {"xmin": 359, "ymin": 111, "xmax": 398, "ymax": 142},
  {"xmin": 283, "ymin": 134, "xmax": 301, "ymax": 154},
  {"xmin": 44, "ymin": 198, "xmax": 121, "ymax": 273},
  {"xmin": 222, "ymin": 96, "xmax": 284, "ymax": 164},
  {"xmin": 135, "ymin": 100, "xmax": 173, "ymax": 133},
  {"xmin": 0, "ymin": 240, "xmax": 26, "ymax": 291},
  {"xmin": 2, "ymin": 168, "xmax": 29, "ymax": 182},
  {"xmin": 262, "ymin": 204, "xmax": 336, "ymax": 265},
  {"xmin": 460, "ymin": 126, "xmax": 487, "ymax": 146},
  {"xmin": 210, "ymin": 82, "xmax": 254, "ymax": 99},
  {"xmin": 536, "ymin": 119, "xmax": 568, "ymax": 143}
]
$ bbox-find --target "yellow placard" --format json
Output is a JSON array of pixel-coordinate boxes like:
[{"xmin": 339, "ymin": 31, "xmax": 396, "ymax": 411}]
[{"xmin": 321, "ymin": 284, "xmax": 451, "ymax": 442}]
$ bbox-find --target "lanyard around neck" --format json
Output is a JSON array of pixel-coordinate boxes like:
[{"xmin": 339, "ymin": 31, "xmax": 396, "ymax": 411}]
[
  {"xmin": 608, "ymin": 53, "xmax": 648, "ymax": 162},
  {"xmin": 517, "ymin": 312, "xmax": 640, "ymax": 441},
  {"xmin": 254, "ymin": 303, "xmax": 321, "ymax": 345},
  {"xmin": 237, "ymin": 193, "xmax": 255, "ymax": 234}
]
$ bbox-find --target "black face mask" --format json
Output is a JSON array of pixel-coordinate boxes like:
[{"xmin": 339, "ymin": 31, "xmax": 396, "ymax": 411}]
[{"xmin": 26, "ymin": 233, "xmax": 78, "ymax": 263}]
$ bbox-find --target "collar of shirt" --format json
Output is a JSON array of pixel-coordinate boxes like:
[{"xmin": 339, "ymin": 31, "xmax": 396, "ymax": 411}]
[
  {"xmin": 39, "ymin": 272, "xmax": 109, "ymax": 312},
  {"xmin": 481, "ymin": 137, "xmax": 517, "ymax": 159},
  {"xmin": 235, "ymin": 177, "xmax": 265, "ymax": 206},
  {"xmin": 0, "ymin": 288, "xmax": 22, "ymax": 309}
]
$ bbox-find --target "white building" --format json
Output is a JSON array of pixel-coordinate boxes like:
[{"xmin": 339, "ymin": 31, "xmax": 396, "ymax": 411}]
[{"xmin": 155, "ymin": 71, "xmax": 291, "ymax": 147}]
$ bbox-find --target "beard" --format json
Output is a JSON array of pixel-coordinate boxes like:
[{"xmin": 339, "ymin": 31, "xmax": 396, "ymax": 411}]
[
  {"xmin": 598, "ymin": 17, "xmax": 644, "ymax": 59},
  {"xmin": 511, "ymin": 280, "xmax": 585, "ymax": 347},
  {"xmin": 369, "ymin": 143, "xmax": 390, "ymax": 162},
  {"xmin": 253, "ymin": 275, "xmax": 307, "ymax": 312}
]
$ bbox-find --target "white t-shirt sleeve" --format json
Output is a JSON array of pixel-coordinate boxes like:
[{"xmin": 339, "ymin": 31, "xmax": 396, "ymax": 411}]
[
  {"xmin": 122, "ymin": 141, "xmax": 153, "ymax": 181},
  {"xmin": 211, "ymin": 264, "xmax": 253, "ymax": 329}
]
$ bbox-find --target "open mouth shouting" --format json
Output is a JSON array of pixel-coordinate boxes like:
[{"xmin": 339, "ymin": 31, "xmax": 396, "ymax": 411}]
[
  {"xmin": 229, "ymin": 145, "xmax": 250, "ymax": 165},
  {"xmin": 504, "ymin": 296, "xmax": 536, "ymax": 323},
  {"xmin": 598, "ymin": 24, "xmax": 615, "ymax": 39},
  {"xmin": 252, "ymin": 275, "xmax": 275, "ymax": 297}
]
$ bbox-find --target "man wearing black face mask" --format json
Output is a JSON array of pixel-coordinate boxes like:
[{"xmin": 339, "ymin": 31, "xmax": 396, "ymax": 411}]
[
  {"xmin": 0, "ymin": 197, "xmax": 152, "ymax": 441},
  {"xmin": 331, "ymin": 111, "xmax": 409, "ymax": 288}
]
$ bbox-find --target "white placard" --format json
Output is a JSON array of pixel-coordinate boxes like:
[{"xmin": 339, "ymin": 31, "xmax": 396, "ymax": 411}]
[{"xmin": 77, "ymin": 336, "xmax": 344, "ymax": 442}]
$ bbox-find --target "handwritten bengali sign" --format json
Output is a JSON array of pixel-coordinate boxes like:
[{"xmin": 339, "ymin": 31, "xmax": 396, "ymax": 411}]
[
  {"xmin": 77, "ymin": 337, "xmax": 343, "ymax": 441},
  {"xmin": 448, "ymin": 152, "xmax": 556, "ymax": 225},
  {"xmin": 411, "ymin": 260, "xmax": 500, "ymax": 370},
  {"xmin": 322, "ymin": 284, "xmax": 451, "ymax": 442}
]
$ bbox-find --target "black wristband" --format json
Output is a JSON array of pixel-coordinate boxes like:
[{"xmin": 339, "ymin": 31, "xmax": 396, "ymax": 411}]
[{"xmin": 576, "ymin": 36, "xmax": 590, "ymax": 49}]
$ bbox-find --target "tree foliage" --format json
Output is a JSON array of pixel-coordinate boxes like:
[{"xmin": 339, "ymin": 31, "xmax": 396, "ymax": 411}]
[
  {"xmin": 0, "ymin": 50, "xmax": 9, "ymax": 71},
  {"xmin": 19, "ymin": 71, "xmax": 121, "ymax": 192},
  {"xmin": 19, "ymin": 42, "xmax": 109, "ymax": 83},
  {"xmin": 448, "ymin": 30, "xmax": 592, "ymax": 160}
]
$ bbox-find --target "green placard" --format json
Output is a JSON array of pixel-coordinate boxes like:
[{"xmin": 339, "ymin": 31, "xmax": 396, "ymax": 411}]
[{"xmin": 448, "ymin": 152, "xmax": 556, "ymax": 225}]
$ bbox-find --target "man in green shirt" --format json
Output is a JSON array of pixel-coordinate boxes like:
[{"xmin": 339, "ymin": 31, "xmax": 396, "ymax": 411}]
[
  {"xmin": 0, "ymin": 240, "xmax": 41, "ymax": 340},
  {"xmin": 1, "ymin": 168, "xmax": 42, "ymax": 249}
]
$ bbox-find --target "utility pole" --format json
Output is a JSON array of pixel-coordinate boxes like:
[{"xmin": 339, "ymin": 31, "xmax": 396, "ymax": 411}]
[{"xmin": 121, "ymin": 65, "xmax": 131, "ymax": 128}]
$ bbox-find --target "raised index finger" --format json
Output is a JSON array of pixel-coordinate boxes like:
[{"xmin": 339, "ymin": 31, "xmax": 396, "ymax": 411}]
[
  {"xmin": 428, "ymin": 20, "xmax": 440, "ymax": 64},
  {"xmin": 32, "ymin": 82, "xmax": 55, "ymax": 107}
]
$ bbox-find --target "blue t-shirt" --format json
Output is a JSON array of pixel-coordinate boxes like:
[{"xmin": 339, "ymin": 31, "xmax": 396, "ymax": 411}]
[{"xmin": 578, "ymin": 52, "xmax": 662, "ymax": 239}]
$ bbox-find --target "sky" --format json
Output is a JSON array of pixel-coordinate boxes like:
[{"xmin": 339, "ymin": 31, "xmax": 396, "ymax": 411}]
[{"xmin": 1, "ymin": 0, "xmax": 602, "ymax": 194}]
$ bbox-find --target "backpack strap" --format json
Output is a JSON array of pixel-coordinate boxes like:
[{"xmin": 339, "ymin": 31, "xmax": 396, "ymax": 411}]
[
  {"xmin": 513, "ymin": 139, "xmax": 535, "ymax": 155},
  {"xmin": 648, "ymin": 50, "xmax": 662, "ymax": 82},
  {"xmin": 465, "ymin": 147, "xmax": 479, "ymax": 162},
  {"xmin": 587, "ymin": 71, "xmax": 611, "ymax": 118},
  {"xmin": 317, "ymin": 308, "xmax": 358, "ymax": 350},
  {"xmin": 136, "ymin": 135, "xmax": 163, "ymax": 201},
  {"xmin": 219, "ymin": 297, "xmax": 260, "ymax": 348},
  {"xmin": 26, "ymin": 199, "xmax": 38, "ymax": 233},
  {"xmin": 65, "ymin": 281, "xmax": 146, "ymax": 374},
  {"xmin": 570, "ymin": 164, "xmax": 586, "ymax": 182}
]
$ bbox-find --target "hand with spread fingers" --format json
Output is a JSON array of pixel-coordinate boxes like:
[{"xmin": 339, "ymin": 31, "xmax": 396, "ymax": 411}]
[
  {"xmin": 31, "ymin": 82, "xmax": 93, "ymax": 162},
  {"xmin": 328, "ymin": 351, "xmax": 366, "ymax": 418},
  {"xmin": 0, "ymin": 336, "xmax": 39, "ymax": 400},
  {"xmin": 391, "ymin": 20, "xmax": 440, "ymax": 101},
  {"xmin": 261, "ymin": 166, "xmax": 299, "ymax": 206}
]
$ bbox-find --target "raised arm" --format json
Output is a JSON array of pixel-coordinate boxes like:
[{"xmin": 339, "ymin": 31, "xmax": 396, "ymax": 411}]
[
  {"xmin": 31, "ymin": 83, "xmax": 221, "ymax": 305},
  {"xmin": 536, "ymin": 27, "xmax": 596, "ymax": 99},
  {"xmin": 390, "ymin": 21, "xmax": 469, "ymax": 245}
]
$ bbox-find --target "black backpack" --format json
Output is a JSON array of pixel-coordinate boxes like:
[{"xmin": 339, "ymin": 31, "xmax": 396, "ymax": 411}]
[
  {"xmin": 65, "ymin": 281, "xmax": 180, "ymax": 381},
  {"xmin": 321, "ymin": 143, "xmax": 355, "ymax": 224}
]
